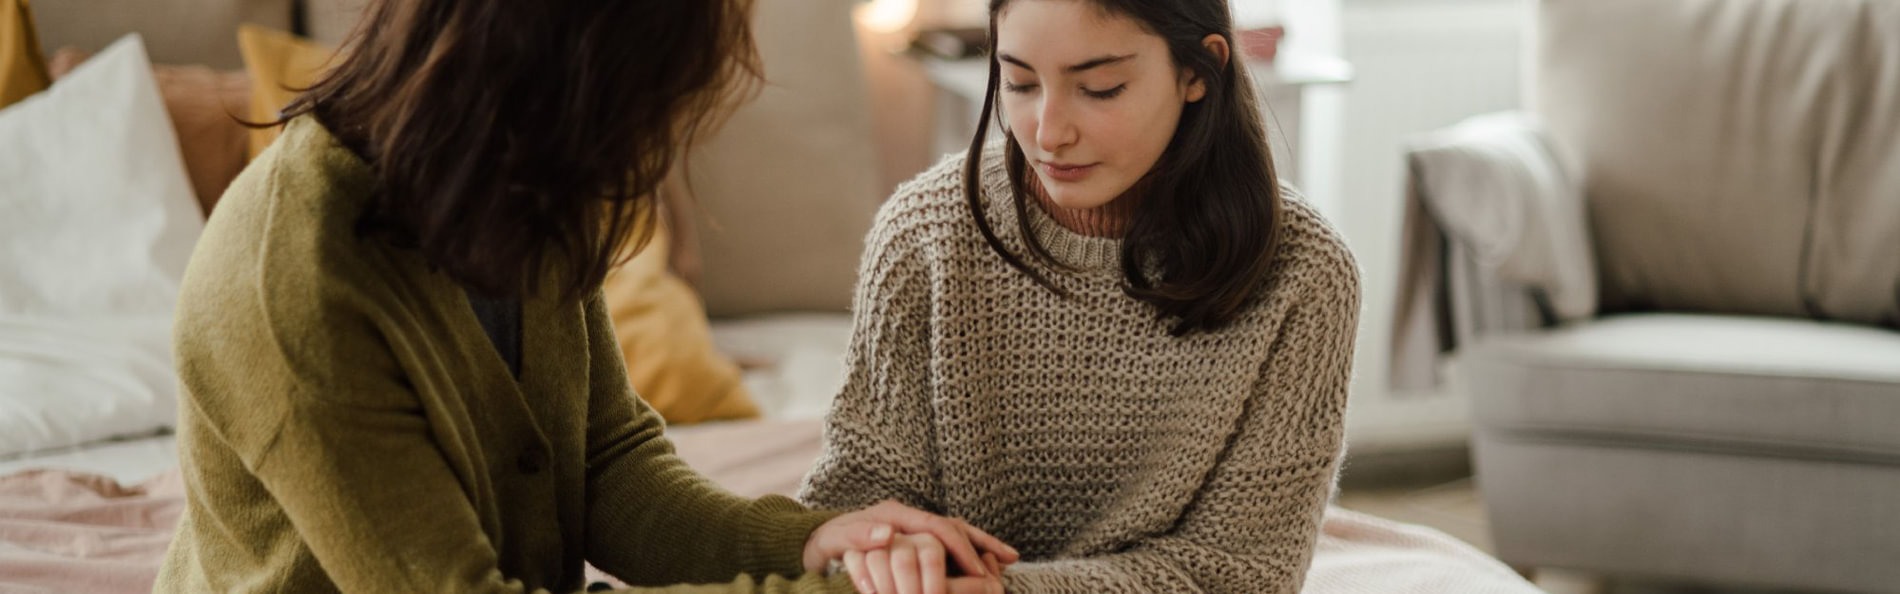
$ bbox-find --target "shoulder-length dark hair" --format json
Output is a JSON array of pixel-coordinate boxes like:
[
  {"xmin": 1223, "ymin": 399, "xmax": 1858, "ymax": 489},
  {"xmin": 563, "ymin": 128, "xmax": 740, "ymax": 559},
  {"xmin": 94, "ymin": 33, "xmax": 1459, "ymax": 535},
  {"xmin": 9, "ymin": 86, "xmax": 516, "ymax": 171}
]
[
  {"xmin": 276, "ymin": 0, "xmax": 761, "ymax": 300},
  {"xmin": 963, "ymin": 0, "xmax": 1283, "ymax": 336}
]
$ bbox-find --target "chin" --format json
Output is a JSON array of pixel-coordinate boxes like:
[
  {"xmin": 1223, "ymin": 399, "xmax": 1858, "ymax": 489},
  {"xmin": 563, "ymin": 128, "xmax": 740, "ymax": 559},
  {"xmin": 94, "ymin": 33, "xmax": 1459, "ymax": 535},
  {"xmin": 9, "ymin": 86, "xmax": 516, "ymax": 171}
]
[{"xmin": 1040, "ymin": 181, "xmax": 1116, "ymax": 211}]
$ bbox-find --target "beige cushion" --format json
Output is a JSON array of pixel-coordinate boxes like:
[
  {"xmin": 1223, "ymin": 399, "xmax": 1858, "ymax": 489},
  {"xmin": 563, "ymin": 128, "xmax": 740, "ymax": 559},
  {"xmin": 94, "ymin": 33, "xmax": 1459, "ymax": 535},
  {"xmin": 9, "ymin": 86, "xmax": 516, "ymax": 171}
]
[
  {"xmin": 1473, "ymin": 437, "xmax": 1900, "ymax": 591},
  {"xmin": 1535, "ymin": 0, "xmax": 1900, "ymax": 325},
  {"xmin": 300, "ymin": 0, "xmax": 367, "ymax": 47},
  {"xmin": 1463, "ymin": 312, "xmax": 1900, "ymax": 590},
  {"xmin": 29, "ymin": 0, "xmax": 290, "ymax": 69},
  {"xmin": 289, "ymin": 0, "xmax": 882, "ymax": 317},
  {"xmin": 1803, "ymin": 0, "xmax": 1900, "ymax": 326},
  {"xmin": 686, "ymin": 0, "xmax": 879, "ymax": 316},
  {"xmin": 1461, "ymin": 314, "xmax": 1900, "ymax": 458}
]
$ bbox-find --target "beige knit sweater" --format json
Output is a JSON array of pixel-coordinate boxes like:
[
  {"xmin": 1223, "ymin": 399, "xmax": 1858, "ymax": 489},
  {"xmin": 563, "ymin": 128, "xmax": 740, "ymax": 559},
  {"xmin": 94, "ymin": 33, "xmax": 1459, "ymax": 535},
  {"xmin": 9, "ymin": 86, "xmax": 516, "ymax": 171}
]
[{"xmin": 799, "ymin": 151, "xmax": 1361, "ymax": 593}]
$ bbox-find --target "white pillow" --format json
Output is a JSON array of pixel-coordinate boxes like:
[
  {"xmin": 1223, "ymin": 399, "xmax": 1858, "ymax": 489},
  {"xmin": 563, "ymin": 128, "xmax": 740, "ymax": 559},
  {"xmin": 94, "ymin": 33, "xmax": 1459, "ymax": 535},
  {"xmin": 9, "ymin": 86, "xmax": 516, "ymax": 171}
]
[{"xmin": 0, "ymin": 35, "xmax": 202, "ymax": 457}]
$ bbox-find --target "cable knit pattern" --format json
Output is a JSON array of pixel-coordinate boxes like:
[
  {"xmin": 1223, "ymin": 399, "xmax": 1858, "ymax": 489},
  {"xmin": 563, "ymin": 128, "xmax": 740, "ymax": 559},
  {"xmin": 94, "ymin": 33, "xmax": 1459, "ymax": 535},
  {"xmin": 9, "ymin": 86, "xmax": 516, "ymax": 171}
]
[{"xmin": 798, "ymin": 149, "xmax": 1361, "ymax": 594}]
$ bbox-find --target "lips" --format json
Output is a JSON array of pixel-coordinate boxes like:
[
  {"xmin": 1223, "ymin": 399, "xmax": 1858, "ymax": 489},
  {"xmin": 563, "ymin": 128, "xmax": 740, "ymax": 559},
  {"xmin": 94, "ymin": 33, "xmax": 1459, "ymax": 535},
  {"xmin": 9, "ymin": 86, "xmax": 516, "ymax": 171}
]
[{"xmin": 1037, "ymin": 161, "xmax": 1098, "ymax": 183}]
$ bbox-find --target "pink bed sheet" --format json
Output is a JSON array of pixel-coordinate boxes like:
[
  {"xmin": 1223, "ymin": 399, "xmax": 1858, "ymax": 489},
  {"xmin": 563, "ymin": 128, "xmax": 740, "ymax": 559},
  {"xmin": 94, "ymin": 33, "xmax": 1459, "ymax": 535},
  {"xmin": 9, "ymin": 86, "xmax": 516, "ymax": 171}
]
[{"xmin": 0, "ymin": 418, "xmax": 1541, "ymax": 593}]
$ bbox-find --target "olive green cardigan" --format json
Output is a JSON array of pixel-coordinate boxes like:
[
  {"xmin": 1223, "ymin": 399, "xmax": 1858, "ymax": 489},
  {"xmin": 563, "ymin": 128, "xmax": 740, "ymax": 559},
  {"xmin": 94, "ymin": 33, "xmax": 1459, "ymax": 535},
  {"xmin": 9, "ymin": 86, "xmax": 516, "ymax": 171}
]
[{"xmin": 154, "ymin": 116, "xmax": 852, "ymax": 593}]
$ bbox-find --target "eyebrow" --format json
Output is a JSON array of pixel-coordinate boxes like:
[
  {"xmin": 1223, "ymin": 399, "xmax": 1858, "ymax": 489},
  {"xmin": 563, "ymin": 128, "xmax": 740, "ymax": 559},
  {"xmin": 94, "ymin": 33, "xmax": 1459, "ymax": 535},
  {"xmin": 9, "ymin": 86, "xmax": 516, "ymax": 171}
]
[{"xmin": 998, "ymin": 53, "xmax": 1138, "ymax": 74}]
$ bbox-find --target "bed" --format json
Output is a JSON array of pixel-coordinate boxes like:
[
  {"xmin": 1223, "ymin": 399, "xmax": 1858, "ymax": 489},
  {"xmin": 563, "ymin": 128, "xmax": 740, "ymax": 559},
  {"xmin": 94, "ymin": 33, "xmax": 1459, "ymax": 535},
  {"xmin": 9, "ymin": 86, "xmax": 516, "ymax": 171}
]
[{"xmin": 0, "ymin": 315, "xmax": 1543, "ymax": 594}]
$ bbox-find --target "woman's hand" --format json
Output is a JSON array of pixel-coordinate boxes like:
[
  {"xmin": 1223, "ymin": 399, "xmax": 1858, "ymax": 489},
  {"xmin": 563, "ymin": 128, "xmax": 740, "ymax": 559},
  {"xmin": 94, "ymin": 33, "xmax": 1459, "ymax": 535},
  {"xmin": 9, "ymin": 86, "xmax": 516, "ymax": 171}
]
[
  {"xmin": 844, "ymin": 543, "xmax": 1007, "ymax": 594},
  {"xmin": 803, "ymin": 501, "xmax": 1018, "ymax": 588},
  {"xmin": 952, "ymin": 553, "xmax": 1006, "ymax": 594}
]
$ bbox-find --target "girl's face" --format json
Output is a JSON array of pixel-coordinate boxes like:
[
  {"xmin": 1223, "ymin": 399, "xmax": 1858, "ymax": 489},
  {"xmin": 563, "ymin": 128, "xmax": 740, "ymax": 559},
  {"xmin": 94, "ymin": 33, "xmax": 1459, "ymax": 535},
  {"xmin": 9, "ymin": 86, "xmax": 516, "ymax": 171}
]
[{"xmin": 995, "ymin": 0, "xmax": 1209, "ymax": 210}]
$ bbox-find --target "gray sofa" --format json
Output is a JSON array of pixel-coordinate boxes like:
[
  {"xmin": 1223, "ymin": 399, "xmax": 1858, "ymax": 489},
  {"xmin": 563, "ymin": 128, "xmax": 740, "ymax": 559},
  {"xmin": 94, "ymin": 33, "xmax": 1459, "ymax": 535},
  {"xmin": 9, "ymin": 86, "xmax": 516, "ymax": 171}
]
[{"xmin": 1393, "ymin": 0, "xmax": 1900, "ymax": 591}]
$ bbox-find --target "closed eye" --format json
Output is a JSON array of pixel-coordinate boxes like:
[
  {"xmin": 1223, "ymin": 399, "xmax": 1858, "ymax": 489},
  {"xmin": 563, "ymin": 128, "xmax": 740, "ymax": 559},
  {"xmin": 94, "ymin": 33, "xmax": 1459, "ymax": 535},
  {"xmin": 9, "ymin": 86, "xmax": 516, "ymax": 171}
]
[
  {"xmin": 1083, "ymin": 84, "xmax": 1127, "ymax": 99},
  {"xmin": 1003, "ymin": 81, "xmax": 1040, "ymax": 94}
]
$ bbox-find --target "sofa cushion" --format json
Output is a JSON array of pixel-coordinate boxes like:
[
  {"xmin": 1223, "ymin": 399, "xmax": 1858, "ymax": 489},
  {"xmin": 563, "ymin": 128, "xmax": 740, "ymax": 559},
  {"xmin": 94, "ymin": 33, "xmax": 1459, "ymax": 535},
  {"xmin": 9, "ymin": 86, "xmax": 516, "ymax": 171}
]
[
  {"xmin": 1460, "ymin": 314, "xmax": 1900, "ymax": 459},
  {"xmin": 685, "ymin": 0, "xmax": 880, "ymax": 316},
  {"xmin": 267, "ymin": 0, "xmax": 883, "ymax": 317},
  {"xmin": 0, "ymin": 0, "xmax": 50, "ymax": 109},
  {"xmin": 1803, "ymin": 0, "xmax": 1900, "ymax": 327},
  {"xmin": 236, "ymin": 24, "xmax": 332, "ymax": 159},
  {"xmin": 30, "ymin": 0, "xmax": 290, "ymax": 69},
  {"xmin": 300, "ymin": 0, "xmax": 367, "ymax": 46},
  {"xmin": 1535, "ymin": 0, "xmax": 1900, "ymax": 325}
]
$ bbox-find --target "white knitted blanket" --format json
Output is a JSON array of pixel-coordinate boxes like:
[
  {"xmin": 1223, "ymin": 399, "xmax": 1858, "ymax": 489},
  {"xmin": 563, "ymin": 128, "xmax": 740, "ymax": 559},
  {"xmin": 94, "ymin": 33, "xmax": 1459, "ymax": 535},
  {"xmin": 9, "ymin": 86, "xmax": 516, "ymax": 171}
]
[
  {"xmin": 1306, "ymin": 506, "xmax": 1545, "ymax": 594},
  {"xmin": 672, "ymin": 420, "xmax": 1546, "ymax": 594}
]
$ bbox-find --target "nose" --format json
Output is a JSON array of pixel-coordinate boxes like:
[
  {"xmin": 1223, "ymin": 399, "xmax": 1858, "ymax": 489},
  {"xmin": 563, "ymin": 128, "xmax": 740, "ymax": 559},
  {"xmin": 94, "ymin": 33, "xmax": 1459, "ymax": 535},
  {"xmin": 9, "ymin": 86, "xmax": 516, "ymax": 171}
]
[{"xmin": 1034, "ymin": 95, "xmax": 1077, "ymax": 154}]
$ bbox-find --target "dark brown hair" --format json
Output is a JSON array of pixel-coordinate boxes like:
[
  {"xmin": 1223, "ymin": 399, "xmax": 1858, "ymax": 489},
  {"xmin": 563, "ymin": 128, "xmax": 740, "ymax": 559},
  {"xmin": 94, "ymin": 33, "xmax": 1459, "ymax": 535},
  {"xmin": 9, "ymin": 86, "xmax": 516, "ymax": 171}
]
[
  {"xmin": 964, "ymin": 0, "xmax": 1283, "ymax": 335},
  {"xmin": 276, "ymin": 0, "xmax": 761, "ymax": 299}
]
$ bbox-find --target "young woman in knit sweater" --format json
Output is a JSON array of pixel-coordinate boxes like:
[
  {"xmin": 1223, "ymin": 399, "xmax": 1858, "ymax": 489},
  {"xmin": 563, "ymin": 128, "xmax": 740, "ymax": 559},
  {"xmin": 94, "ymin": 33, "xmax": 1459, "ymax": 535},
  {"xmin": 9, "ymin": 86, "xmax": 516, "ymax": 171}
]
[
  {"xmin": 800, "ymin": 0, "xmax": 1360, "ymax": 592},
  {"xmin": 154, "ymin": 1, "xmax": 1017, "ymax": 592}
]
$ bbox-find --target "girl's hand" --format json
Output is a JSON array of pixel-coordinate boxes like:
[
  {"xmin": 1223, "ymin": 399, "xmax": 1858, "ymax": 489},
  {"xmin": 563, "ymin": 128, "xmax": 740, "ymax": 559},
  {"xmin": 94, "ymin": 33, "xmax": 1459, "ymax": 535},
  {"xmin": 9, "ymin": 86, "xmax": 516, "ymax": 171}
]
[
  {"xmin": 803, "ymin": 501, "xmax": 1019, "ymax": 582},
  {"xmin": 843, "ymin": 542, "xmax": 1007, "ymax": 594},
  {"xmin": 947, "ymin": 552, "xmax": 1007, "ymax": 594}
]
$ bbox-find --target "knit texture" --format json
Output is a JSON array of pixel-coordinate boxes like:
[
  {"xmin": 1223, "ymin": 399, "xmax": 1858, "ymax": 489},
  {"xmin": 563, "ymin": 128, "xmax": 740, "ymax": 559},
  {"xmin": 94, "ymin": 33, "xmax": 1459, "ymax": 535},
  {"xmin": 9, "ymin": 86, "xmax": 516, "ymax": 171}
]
[
  {"xmin": 799, "ymin": 150, "xmax": 1361, "ymax": 593},
  {"xmin": 155, "ymin": 115, "xmax": 853, "ymax": 594}
]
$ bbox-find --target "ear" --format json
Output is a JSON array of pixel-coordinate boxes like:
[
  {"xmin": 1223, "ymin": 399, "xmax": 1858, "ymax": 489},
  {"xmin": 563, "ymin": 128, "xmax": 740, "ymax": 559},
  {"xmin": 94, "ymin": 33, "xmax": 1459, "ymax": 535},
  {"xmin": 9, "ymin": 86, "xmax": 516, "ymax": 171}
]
[{"xmin": 1184, "ymin": 33, "xmax": 1231, "ymax": 103}]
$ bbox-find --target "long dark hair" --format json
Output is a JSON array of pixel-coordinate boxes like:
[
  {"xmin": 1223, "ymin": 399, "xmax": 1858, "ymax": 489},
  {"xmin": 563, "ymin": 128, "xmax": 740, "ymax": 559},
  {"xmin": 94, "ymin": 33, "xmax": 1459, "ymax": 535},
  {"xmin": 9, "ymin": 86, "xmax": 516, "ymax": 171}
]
[
  {"xmin": 276, "ymin": 0, "xmax": 761, "ymax": 300},
  {"xmin": 963, "ymin": 0, "xmax": 1283, "ymax": 335}
]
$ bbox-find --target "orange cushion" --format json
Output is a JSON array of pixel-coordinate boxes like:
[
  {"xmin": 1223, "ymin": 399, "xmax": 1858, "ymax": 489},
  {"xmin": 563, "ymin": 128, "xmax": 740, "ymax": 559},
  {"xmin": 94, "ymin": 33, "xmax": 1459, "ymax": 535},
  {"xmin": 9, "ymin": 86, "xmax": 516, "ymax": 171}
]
[
  {"xmin": 0, "ymin": 0, "xmax": 50, "ymax": 109},
  {"xmin": 236, "ymin": 24, "xmax": 334, "ymax": 159},
  {"xmin": 604, "ymin": 220, "xmax": 761, "ymax": 424},
  {"xmin": 154, "ymin": 64, "xmax": 250, "ymax": 214}
]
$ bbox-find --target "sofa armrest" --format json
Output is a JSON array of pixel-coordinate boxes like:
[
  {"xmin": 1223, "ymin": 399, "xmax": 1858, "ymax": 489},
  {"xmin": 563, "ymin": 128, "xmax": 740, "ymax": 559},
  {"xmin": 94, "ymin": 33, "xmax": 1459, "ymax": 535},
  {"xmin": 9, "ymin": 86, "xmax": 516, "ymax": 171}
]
[
  {"xmin": 1389, "ymin": 112, "xmax": 1594, "ymax": 391},
  {"xmin": 1406, "ymin": 111, "xmax": 1597, "ymax": 324}
]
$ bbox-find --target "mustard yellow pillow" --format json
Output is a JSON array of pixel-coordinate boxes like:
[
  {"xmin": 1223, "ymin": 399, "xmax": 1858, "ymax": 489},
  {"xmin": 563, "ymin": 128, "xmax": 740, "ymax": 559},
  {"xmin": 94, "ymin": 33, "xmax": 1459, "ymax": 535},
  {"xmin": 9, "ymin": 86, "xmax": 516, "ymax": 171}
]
[
  {"xmin": 605, "ymin": 221, "xmax": 761, "ymax": 424},
  {"xmin": 237, "ymin": 24, "xmax": 333, "ymax": 159},
  {"xmin": 0, "ymin": 0, "xmax": 49, "ymax": 109}
]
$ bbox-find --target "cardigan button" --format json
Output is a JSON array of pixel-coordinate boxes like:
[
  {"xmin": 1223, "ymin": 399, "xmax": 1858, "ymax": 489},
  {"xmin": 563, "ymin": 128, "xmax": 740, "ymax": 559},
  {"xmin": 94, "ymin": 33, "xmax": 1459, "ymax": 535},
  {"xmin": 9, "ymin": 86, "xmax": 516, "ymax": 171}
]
[{"xmin": 516, "ymin": 449, "xmax": 545, "ymax": 475}]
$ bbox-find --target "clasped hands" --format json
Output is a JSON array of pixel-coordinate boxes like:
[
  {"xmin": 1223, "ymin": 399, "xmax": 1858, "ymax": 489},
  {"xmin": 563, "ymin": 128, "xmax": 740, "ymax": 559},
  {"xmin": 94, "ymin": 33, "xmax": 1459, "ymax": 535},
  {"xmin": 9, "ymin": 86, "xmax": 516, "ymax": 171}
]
[{"xmin": 803, "ymin": 501, "xmax": 1019, "ymax": 594}]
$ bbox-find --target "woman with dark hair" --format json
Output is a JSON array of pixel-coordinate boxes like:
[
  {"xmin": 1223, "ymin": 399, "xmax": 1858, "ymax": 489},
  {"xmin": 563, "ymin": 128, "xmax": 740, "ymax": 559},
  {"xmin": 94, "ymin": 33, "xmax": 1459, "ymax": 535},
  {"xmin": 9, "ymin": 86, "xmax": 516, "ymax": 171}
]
[
  {"xmin": 801, "ymin": 0, "xmax": 1359, "ymax": 592},
  {"xmin": 153, "ymin": 0, "xmax": 1015, "ymax": 592}
]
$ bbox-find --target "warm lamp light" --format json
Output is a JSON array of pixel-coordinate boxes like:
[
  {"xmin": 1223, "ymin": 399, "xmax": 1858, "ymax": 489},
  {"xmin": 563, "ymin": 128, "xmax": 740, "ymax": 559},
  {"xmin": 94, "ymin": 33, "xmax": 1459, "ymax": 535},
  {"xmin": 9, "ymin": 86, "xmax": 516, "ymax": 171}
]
[{"xmin": 858, "ymin": 0, "xmax": 919, "ymax": 33}]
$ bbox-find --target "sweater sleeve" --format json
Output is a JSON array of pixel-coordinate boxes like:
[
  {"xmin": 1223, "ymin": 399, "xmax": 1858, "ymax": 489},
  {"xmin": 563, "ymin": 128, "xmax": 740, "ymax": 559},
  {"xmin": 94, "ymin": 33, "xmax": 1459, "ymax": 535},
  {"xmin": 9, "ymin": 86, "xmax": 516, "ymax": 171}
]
[
  {"xmin": 798, "ymin": 203, "xmax": 944, "ymax": 514},
  {"xmin": 1001, "ymin": 257, "xmax": 1361, "ymax": 594},
  {"xmin": 579, "ymin": 294, "xmax": 860, "ymax": 593},
  {"xmin": 192, "ymin": 290, "xmax": 849, "ymax": 593}
]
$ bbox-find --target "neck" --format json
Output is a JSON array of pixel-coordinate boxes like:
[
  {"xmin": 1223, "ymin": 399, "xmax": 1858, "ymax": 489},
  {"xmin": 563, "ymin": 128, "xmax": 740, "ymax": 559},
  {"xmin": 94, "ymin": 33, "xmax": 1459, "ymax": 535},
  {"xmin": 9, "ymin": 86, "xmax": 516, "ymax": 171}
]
[{"xmin": 1027, "ymin": 174, "xmax": 1142, "ymax": 238}]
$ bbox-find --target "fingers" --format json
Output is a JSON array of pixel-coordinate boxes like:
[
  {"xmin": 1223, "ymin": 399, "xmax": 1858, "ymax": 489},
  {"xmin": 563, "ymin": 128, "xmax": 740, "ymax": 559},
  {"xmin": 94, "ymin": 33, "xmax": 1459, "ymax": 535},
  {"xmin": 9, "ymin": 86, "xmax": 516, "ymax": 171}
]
[
  {"xmin": 956, "ymin": 519, "xmax": 1021, "ymax": 564},
  {"xmin": 844, "ymin": 551, "xmax": 874, "ymax": 594},
  {"xmin": 946, "ymin": 553, "xmax": 1004, "ymax": 594},
  {"xmin": 806, "ymin": 517, "xmax": 894, "ymax": 572},
  {"xmin": 891, "ymin": 543, "xmax": 921, "ymax": 594},
  {"xmin": 947, "ymin": 575, "xmax": 1004, "ymax": 594},
  {"xmin": 919, "ymin": 538, "xmax": 947, "ymax": 594},
  {"xmin": 866, "ymin": 548, "xmax": 896, "ymax": 594},
  {"xmin": 866, "ymin": 501, "xmax": 1016, "ymax": 573},
  {"xmin": 845, "ymin": 535, "xmax": 947, "ymax": 594},
  {"xmin": 894, "ymin": 512, "xmax": 986, "ymax": 577}
]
